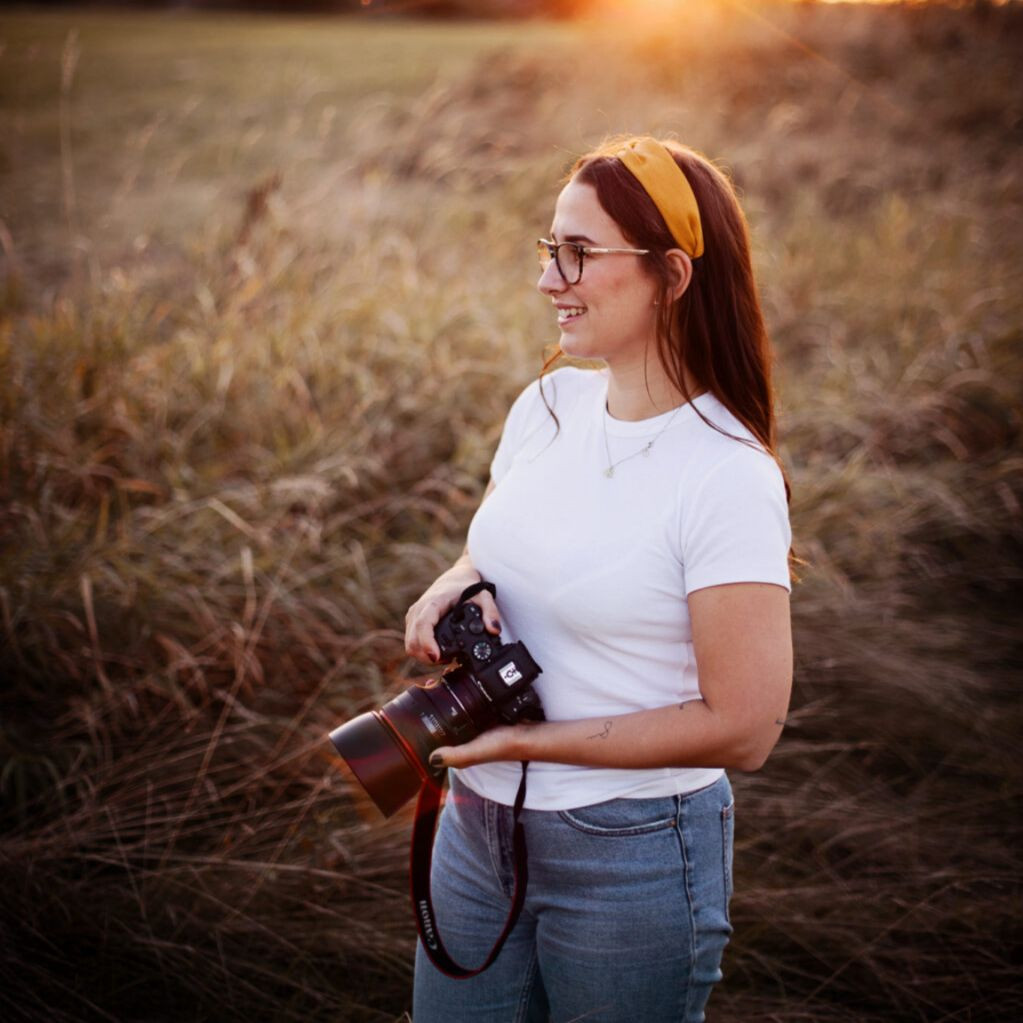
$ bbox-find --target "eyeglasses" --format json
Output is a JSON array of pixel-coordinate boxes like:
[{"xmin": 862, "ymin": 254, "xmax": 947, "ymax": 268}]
[{"xmin": 536, "ymin": 238, "xmax": 650, "ymax": 285}]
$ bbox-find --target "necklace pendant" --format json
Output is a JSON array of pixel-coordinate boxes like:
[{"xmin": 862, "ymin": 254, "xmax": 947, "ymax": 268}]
[{"xmin": 604, "ymin": 466, "xmax": 615, "ymax": 479}]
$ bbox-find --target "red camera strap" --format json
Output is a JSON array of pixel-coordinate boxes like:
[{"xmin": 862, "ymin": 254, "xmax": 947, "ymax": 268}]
[{"xmin": 409, "ymin": 761, "xmax": 530, "ymax": 979}]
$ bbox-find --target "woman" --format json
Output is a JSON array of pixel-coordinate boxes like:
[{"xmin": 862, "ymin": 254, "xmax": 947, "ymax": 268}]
[{"xmin": 405, "ymin": 137, "xmax": 793, "ymax": 1023}]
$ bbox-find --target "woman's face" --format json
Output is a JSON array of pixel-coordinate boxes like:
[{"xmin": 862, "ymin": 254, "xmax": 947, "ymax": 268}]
[{"xmin": 537, "ymin": 177, "xmax": 661, "ymax": 370}]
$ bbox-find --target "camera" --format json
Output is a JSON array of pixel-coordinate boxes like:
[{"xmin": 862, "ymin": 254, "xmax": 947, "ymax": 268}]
[{"xmin": 328, "ymin": 589, "xmax": 543, "ymax": 817}]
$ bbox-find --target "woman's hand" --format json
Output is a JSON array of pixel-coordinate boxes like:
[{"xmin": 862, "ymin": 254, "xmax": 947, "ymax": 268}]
[
  {"xmin": 404, "ymin": 562, "xmax": 502, "ymax": 665},
  {"xmin": 405, "ymin": 580, "xmax": 502, "ymax": 664},
  {"xmin": 429, "ymin": 724, "xmax": 534, "ymax": 771}
]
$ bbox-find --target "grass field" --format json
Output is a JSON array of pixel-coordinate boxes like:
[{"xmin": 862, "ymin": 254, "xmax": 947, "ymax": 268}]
[{"xmin": 2, "ymin": 2, "xmax": 1022, "ymax": 1021}]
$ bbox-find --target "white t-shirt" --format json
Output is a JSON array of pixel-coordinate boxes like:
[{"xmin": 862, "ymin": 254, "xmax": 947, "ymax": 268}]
[{"xmin": 457, "ymin": 366, "xmax": 792, "ymax": 811}]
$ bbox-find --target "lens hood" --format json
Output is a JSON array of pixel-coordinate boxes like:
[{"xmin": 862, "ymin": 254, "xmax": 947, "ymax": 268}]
[{"xmin": 330, "ymin": 711, "xmax": 425, "ymax": 817}]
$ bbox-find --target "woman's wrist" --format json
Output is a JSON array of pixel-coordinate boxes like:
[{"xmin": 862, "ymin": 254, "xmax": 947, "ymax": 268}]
[
  {"xmin": 511, "ymin": 720, "xmax": 546, "ymax": 761},
  {"xmin": 440, "ymin": 556, "xmax": 480, "ymax": 588},
  {"xmin": 423, "ymin": 562, "xmax": 478, "ymax": 602}
]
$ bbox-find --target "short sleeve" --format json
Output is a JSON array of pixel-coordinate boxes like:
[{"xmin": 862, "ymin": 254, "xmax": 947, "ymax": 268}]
[{"xmin": 681, "ymin": 446, "xmax": 792, "ymax": 595}]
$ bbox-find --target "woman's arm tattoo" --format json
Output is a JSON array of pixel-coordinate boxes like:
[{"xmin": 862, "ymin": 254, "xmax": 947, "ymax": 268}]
[{"xmin": 587, "ymin": 720, "xmax": 613, "ymax": 740}]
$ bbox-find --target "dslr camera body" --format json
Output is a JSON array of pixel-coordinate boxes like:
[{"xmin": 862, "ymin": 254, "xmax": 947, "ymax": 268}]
[{"xmin": 329, "ymin": 588, "xmax": 543, "ymax": 816}]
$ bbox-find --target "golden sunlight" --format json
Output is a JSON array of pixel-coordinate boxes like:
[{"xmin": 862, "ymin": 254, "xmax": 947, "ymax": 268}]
[
  {"xmin": 587, "ymin": 0, "xmax": 934, "ymax": 18},
  {"xmin": 582, "ymin": 0, "xmax": 718, "ymax": 34},
  {"xmin": 590, "ymin": 0, "xmax": 688, "ymax": 19}
]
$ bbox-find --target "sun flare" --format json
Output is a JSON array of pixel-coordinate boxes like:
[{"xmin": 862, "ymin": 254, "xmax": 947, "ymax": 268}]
[{"xmin": 592, "ymin": 0, "xmax": 689, "ymax": 21}]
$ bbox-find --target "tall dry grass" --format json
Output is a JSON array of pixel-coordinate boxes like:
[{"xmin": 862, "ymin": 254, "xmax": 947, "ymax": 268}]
[{"xmin": 2, "ymin": 3, "xmax": 1022, "ymax": 1021}]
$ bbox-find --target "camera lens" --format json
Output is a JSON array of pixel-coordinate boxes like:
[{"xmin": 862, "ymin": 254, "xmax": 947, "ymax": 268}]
[
  {"xmin": 330, "ymin": 669, "xmax": 492, "ymax": 817},
  {"xmin": 329, "ymin": 712, "xmax": 422, "ymax": 818},
  {"xmin": 329, "ymin": 591, "xmax": 542, "ymax": 817}
]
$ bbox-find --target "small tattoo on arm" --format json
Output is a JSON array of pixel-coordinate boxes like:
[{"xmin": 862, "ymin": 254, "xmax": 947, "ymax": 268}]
[{"xmin": 587, "ymin": 720, "xmax": 613, "ymax": 740}]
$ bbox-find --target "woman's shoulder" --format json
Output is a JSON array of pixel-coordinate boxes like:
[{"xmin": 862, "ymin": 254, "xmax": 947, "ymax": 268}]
[
  {"xmin": 506, "ymin": 364, "xmax": 604, "ymax": 420},
  {"xmin": 520, "ymin": 363, "xmax": 603, "ymax": 402},
  {"xmin": 684, "ymin": 393, "xmax": 784, "ymax": 486},
  {"xmin": 491, "ymin": 366, "xmax": 602, "ymax": 479},
  {"xmin": 690, "ymin": 392, "xmax": 751, "ymax": 441}
]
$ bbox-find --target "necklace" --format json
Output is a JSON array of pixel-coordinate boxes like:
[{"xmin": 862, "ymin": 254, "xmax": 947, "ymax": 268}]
[{"xmin": 602, "ymin": 400, "xmax": 686, "ymax": 479}]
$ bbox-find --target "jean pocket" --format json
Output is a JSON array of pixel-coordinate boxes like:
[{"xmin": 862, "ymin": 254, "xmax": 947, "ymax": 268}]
[
  {"xmin": 557, "ymin": 796, "xmax": 677, "ymax": 837},
  {"xmin": 721, "ymin": 799, "xmax": 735, "ymax": 919}
]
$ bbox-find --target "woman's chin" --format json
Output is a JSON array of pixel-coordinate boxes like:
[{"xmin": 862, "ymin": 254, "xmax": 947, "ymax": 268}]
[{"xmin": 558, "ymin": 331, "xmax": 595, "ymax": 359}]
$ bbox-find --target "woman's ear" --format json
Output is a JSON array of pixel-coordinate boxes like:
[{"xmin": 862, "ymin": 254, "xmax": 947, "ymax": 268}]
[{"xmin": 665, "ymin": 249, "xmax": 693, "ymax": 304}]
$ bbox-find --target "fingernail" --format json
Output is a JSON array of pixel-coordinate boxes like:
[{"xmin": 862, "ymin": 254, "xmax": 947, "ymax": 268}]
[
  {"xmin": 490, "ymin": 620, "xmax": 500, "ymax": 631},
  {"xmin": 429, "ymin": 752, "xmax": 445, "ymax": 769}
]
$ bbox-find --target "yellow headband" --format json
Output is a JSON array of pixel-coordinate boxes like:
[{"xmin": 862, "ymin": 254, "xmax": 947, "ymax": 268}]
[{"xmin": 616, "ymin": 138, "xmax": 704, "ymax": 259}]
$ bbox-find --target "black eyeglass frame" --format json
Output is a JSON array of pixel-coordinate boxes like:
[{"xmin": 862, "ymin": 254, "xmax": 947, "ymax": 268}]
[{"xmin": 536, "ymin": 238, "xmax": 651, "ymax": 285}]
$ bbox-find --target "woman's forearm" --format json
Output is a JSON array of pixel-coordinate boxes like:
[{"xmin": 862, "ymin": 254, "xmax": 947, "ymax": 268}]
[
  {"xmin": 427, "ymin": 549, "xmax": 480, "ymax": 592},
  {"xmin": 517, "ymin": 700, "xmax": 780, "ymax": 773},
  {"xmin": 438, "ymin": 697, "xmax": 782, "ymax": 775}
]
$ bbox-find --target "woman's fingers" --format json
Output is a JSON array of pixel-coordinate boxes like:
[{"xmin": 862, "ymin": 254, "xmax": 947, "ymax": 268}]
[
  {"xmin": 405, "ymin": 596, "xmax": 447, "ymax": 662},
  {"xmin": 405, "ymin": 589, "xmax": 502, "ymax": 663},
  {"xmin": 473, "ymin": 591, "xmax": 502, "ymax": 635},
  {"xmin": 429, "ymin": 725, "xmax": 524, "ymax": 769}
]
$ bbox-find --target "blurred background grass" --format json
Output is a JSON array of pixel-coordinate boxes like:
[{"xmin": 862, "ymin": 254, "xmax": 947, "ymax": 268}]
[{"xmin": 1, "ymin": 2, "xmax": 1021, "ymax": 1020}]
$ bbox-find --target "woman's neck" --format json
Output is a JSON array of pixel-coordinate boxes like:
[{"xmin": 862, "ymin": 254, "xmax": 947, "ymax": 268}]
[{"xmin": 604, "ymin": 359, "xmax": 699, "ymax": 422}]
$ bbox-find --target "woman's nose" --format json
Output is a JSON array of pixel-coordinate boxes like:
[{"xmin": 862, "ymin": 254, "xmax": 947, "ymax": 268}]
[{"xmin": 537, "ymin": 258, "xmax": 567, "ymax": 296}]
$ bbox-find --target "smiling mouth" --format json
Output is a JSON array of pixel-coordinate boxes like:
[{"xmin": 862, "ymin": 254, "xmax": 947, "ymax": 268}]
[{"xmin": 557, "ymin": 306, "xmax": 586, "ymax": 323}]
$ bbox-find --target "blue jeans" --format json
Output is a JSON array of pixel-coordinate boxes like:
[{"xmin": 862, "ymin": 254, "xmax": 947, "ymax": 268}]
[{"xmin": 413, "ymin": 772, "xmax": 734, "ymax": 1023}]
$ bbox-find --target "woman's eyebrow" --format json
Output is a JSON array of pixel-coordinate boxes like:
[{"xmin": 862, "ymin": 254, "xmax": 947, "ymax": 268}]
[{"xmin": 551, "ymin": 232, "xmax": 597, "ymax": 244}]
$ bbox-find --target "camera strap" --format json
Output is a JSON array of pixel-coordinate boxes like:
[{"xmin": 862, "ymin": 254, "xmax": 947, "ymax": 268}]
[
  {"xmin": 409, "ymin": 760, "xmax": 530, "ymax": 979},
  {"xmin": 457, "ymin": 579, "xmax": 497, "ymax": 604}
]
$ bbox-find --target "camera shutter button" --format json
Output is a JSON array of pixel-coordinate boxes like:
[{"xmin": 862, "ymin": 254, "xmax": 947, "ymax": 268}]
[{"xmin": 468, "ymin": 619, "xmax": 485, "ymax": 634}]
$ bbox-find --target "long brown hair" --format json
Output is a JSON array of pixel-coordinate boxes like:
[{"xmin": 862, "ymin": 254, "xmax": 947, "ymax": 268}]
[{"xmin": 543, "ymin": 137, "xmax": 790, "ymax": 503}]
